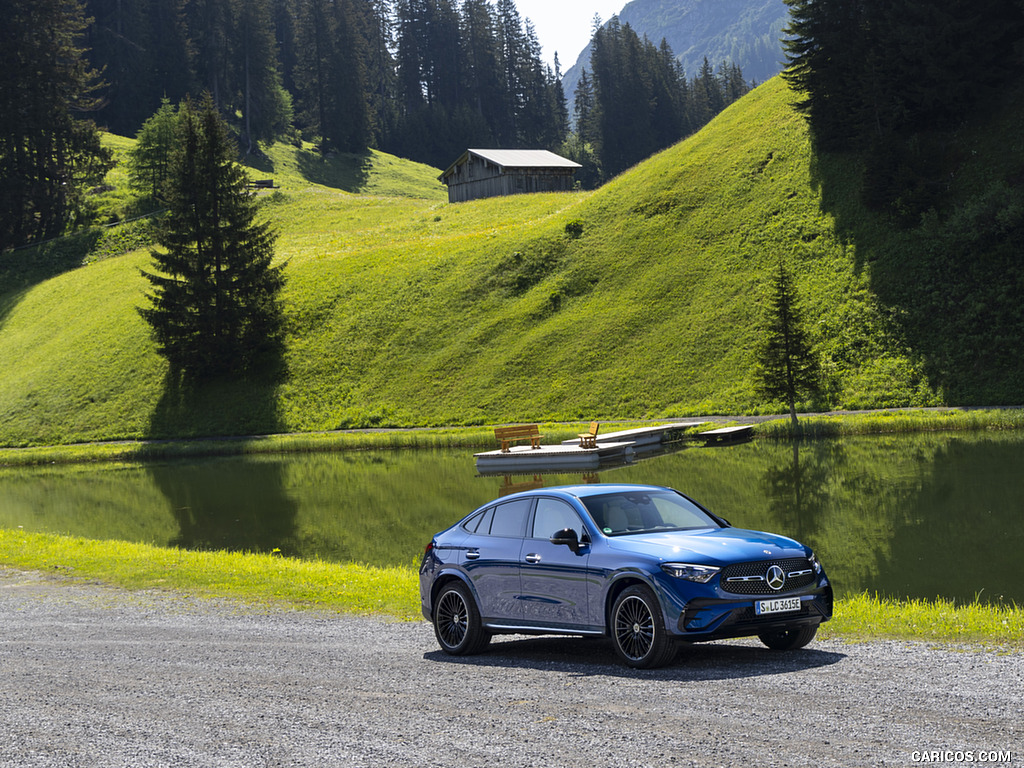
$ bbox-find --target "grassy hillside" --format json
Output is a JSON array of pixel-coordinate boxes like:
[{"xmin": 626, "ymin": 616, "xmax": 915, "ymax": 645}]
[{"xmin": 0, "ymin": 77, "xmax": 1019, "ymax": 446}]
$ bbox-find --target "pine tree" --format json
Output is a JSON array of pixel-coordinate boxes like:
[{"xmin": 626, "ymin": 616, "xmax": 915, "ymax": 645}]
[
  {"xmin": 83, "ymin": 0, "xmax": 157, "ymax": 134},
  {"xmin": 295, "ymin": 0, "xmax": 370, "ymax": 153},
  {"xmin": 139, "ymin": 95, "xmax": 285, "ymax": 379},
  {"xmin": 753, "ymin": 262, "xmax": 822, "ymax": 430},
  {"xmin": 460, "ymin": 0, "xmax": 503, "ymax": 135},
  {"xmin": 589, "ymin": 18, "xmax": 711, "ymax": 178},
  {"xmin": 127, "ymin": 98, "xmax": 179, "ymax": 202},
  {"xmin": 364, "ymin": 0, "xmax": 398, "ymax": 145},
  {"xmin": 496, "ymin": 0, "xmax": 527, "ymax": 143},
  {"xmin": 233, "ymin": 0, "xmax": 293, "ymax": 153},
  {"xmin": 0, "ymin": 0, "xmax": 115, "ymax": 251},
  {"xmin": 573, "ymin": 69, "xmax": 599, "ymax": 148},
  {"xmin": 186, "ymin": 0, "xmax": 232, "ymax": 108}
]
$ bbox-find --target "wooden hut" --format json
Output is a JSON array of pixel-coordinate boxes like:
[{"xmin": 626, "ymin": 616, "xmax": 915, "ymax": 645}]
[{"xmin": 439, "ymin": 149, "xmax": 582, "ymax": 203}]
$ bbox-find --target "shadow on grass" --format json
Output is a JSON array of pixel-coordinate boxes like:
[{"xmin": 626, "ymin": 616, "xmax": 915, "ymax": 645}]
[
  {"xmin": 0, "ymin": 230, "xmax": 103, "ymax": 316},
  {"xmin": 808, "ymin": 137, "xmax": 1024, "ymax": 405},
  {"xmin": 1, "ymin": 210, "xmax": 162, "ymax": 330},
  {"xmin": 296, "ymin": 148, "xmax": 372, "ymax": 193},
  {"xmin": 147, "ymin": 356, "xmax": 287, "ymax": 441}
]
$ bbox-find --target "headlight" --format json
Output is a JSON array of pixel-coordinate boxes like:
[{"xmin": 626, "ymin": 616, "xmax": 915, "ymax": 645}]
[
  {"xmin": 808, "ymin": 552, "xmax": 822, "ymax": 574},
  {"xmin": 661, "ymin": 563, "xmax": 720, "ymax": 583}
]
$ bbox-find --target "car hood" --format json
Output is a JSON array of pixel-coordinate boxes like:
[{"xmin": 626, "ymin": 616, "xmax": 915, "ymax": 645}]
[{"xmin": 605, "ymin": 527, "xmax": 808, "ymax": 565}]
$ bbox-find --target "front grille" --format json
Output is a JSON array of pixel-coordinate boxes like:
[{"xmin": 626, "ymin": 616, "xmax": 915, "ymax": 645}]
[{"xmin": 719, "ymin": 558, "xmax": 816, "ymax": 595}]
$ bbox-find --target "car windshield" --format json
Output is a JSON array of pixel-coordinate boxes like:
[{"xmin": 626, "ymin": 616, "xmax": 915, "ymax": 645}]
[{"xmin": 581, "ymin": 490, "xmax": 720, "ymax": 536}]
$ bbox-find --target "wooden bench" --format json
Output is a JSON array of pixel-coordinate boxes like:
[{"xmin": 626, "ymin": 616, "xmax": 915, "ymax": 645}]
[
  {"xmin": 246, "ymin": 179, "xmax": 277, "ymax": 189},
  {"xmin": 494, "ymin": 424, "xmax": 544, "ymax": 452},
  {"xmin": 578, "ymin": 421, "xmax": 600, "ymax": 449}
]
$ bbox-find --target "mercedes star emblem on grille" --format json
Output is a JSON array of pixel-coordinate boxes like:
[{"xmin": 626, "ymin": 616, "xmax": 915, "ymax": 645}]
[{"xmin": 766, "ymin": 564, "xmax": 786, "ymax": 591}]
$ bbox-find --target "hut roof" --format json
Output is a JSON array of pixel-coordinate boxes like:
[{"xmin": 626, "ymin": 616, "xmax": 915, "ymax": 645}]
[{"xmin": 440, "ymin": 149, "xmax": 581, "ymax": 181}]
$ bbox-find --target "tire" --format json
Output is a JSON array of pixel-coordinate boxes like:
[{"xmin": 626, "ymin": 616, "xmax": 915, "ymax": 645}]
[
  {"xmin": 432, "ymin": 581, "xmax": 491, "ymax": 656},
  {"xmin": 759, "ymin": 624, "xmax": 818, "ymax": 651},
  {"xmin": 610, "ymin": 584, "xmax": 677, "ymax": 669}
]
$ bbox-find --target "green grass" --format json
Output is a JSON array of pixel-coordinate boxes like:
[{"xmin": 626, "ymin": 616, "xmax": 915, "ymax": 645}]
[
  {"xmin": 753, "ymin": 408, "xmax": 1024, "ymax": 439},
  {"xmin": 2, "ymin": 76, "xmax": 1023, "ymax": 447},
  {"xmin": 245, "ymin": 141, "xmax": 447, "ymax": 199},
  {"xmin": 822, "ymin": 592, "xmax": 1024, "ymax": 645},
  {"xmin": 2, "ymin": 529, "xmax": 1021, "ymax": 645},
  {"xmin": 0, "ymin": 529, "xmax": 420, "ymax": 617}
]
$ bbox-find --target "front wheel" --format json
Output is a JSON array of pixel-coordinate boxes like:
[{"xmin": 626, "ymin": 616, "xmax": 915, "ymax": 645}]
[
  {"xmin": 610, "ymin": 585, "xmax": 677, "ymax": 669},
  {"xmin": 432, "ymin": 581, "xmax": 491, "ymax": 655},
  {"xmin": 758, "ymin": 624, "xmax": 818, "ymax": 651}
]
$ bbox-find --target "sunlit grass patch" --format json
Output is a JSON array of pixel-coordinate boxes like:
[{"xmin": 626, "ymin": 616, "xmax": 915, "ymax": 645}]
[
  {"xmin": 3, "ymin": 530, "xmax": 1023, "ymax": 645},
  {"xmin": 0, "ymin": 530, "xmax": 421, "ymax": 618},
  {"xmin": 754, "ymin": 408, "xmax": 1024, "ymax": 439},
  {"xmin": 824, "ymin": 592, "xmax": 1024, "ymax": 645}
]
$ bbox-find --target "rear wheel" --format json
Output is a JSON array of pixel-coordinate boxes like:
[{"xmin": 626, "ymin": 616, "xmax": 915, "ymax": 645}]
[
  {"xmin": 758, "ymin": 624, "xmax": 818, "ymax": 651},
  {"xmin": 610, "ymin": 585, "xmax": 677, "ymax": 669},
  {"xmin": 432, "ymin": 581, "xmax": 491, "ymax": 655}
]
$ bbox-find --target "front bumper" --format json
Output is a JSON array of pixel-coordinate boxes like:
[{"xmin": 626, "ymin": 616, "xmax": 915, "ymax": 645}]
[{"xmin": 673, "ymin": 583, "xmax": 833, "ymax": 641}]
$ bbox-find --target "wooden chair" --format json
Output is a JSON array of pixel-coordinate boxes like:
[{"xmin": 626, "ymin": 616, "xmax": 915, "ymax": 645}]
[{"xmin": 578, "ymin": 421, "xmax": 600, "ymax": 449}]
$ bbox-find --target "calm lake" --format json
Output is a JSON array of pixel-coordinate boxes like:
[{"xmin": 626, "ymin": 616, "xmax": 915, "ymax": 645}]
[{"xmin": 2, "ymin": 431, "xmax": 1022, "ymax": 605}]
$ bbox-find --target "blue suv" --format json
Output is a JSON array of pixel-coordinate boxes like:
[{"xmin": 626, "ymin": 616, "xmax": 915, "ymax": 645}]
[{"xmin": 420, "ymin": 483, "xmax": 833, "ymax": 668}]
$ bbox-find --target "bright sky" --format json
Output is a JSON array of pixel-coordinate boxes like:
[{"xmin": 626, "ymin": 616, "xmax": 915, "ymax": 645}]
[{"xmin": 513, "ymin": 1, "xmax": 627, "ymax": 70}]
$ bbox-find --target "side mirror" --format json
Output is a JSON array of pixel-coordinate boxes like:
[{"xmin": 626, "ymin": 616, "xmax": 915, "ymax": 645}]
[{"xmin": 550, "ymin": 527, "xmax": 581, "ymax": 554}]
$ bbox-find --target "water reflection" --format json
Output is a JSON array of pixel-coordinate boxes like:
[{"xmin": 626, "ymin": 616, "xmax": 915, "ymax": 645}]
[
  {"xmin": 1, "ymin": 432, "xmax": 1022, "ymax": 604},
  {"xmin": 148, "ymin": 458, "xmax": 299, "ymax": 556}
]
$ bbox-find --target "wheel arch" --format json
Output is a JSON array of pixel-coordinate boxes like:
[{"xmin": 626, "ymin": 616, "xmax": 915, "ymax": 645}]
[
  {"xmin": 603, "ymin": 572, "xmax": 657, "ymax": 632},
  {"xmin": 429, "ymin": 569, "xmax": 477, "ymax": 615}
]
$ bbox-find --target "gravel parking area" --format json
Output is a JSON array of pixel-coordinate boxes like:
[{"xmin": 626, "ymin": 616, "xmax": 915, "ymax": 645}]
[{"xmin": 1, "ymin": 568, "xmax": 1019, "ymax": 767}]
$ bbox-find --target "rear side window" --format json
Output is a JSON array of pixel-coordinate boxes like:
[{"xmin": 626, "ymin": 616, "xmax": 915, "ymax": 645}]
[
  {"xmin": 489, "ymin": 499, "xmax": 532, "ymax": 537},
  {"xmin": 463, "ymin": 507, "xmax": 494, "ymax": 533},
  {"xmin": 463, "ymin": 499, "xmax": 531, "ymax": 537}
]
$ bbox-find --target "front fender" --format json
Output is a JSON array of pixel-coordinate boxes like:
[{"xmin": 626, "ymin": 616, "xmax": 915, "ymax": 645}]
[{"xmin": 603, "ymin": 568, "xmax": 688, "ymax": 633}]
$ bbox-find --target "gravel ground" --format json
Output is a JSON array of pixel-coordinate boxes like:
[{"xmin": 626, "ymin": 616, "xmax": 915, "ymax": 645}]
[{"xmin": 1, "ymin": 568, "xmax": 1020, "ymax": 768}]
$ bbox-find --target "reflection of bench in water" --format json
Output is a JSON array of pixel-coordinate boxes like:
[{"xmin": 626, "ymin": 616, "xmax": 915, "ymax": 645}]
[
  {"xmin": 498, "ymin": 475, "xmax": 545, "ymax": 497},
  {"xmin": 699, "ymin": 425, "xmax": 754, "ymax": 445}
]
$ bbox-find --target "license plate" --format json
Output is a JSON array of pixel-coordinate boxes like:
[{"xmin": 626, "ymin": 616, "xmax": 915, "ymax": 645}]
[{"xmin": 756, "ymin": 597, "xmax": 801, "ymax": 615}]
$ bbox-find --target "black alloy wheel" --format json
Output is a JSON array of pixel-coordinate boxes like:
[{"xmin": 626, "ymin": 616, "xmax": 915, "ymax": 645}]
[
  {"xmin": 432, "ymin": 581, "xmax": 490, "ymax": 655},
  {"xmin": 611, "ymin": 584, "xmax": 677, "ymax": 669}
]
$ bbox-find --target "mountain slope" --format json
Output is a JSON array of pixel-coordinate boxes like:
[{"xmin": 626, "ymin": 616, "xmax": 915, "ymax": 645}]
[
  {"xmin": 3, "ymin": 75, "xmax": 1022, "ymax": 446},
  {"xmin": 562, "ymin": 0, "xmax": 789, "ymax": 103}
]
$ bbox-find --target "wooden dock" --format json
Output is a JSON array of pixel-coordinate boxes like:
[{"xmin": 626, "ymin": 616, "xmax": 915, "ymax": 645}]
[
  {"xmin": 475, "ymin": 442, "xmax": 635, "ymax": 474},
  {"xmin": 560, "ymin": 422, "xmax": 705, "ymax": 450},
  {"xmin": 699, "ymin": 425, "xmax": 755, "ymax": 445}
]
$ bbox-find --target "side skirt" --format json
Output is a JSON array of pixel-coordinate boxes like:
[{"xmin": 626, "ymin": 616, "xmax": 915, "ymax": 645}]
[{"xmin": 483, "ymin": 620, "xmax": 606, "ymax": 637}]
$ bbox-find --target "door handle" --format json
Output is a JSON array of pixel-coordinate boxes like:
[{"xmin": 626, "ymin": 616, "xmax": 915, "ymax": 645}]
[
  {"xmin": 524, "ymin": 553, "xmax": 541, "ymax": 564},
  {"xmin": 465, "ymin": 549, "xmax": 480, "ymax": 560}
]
